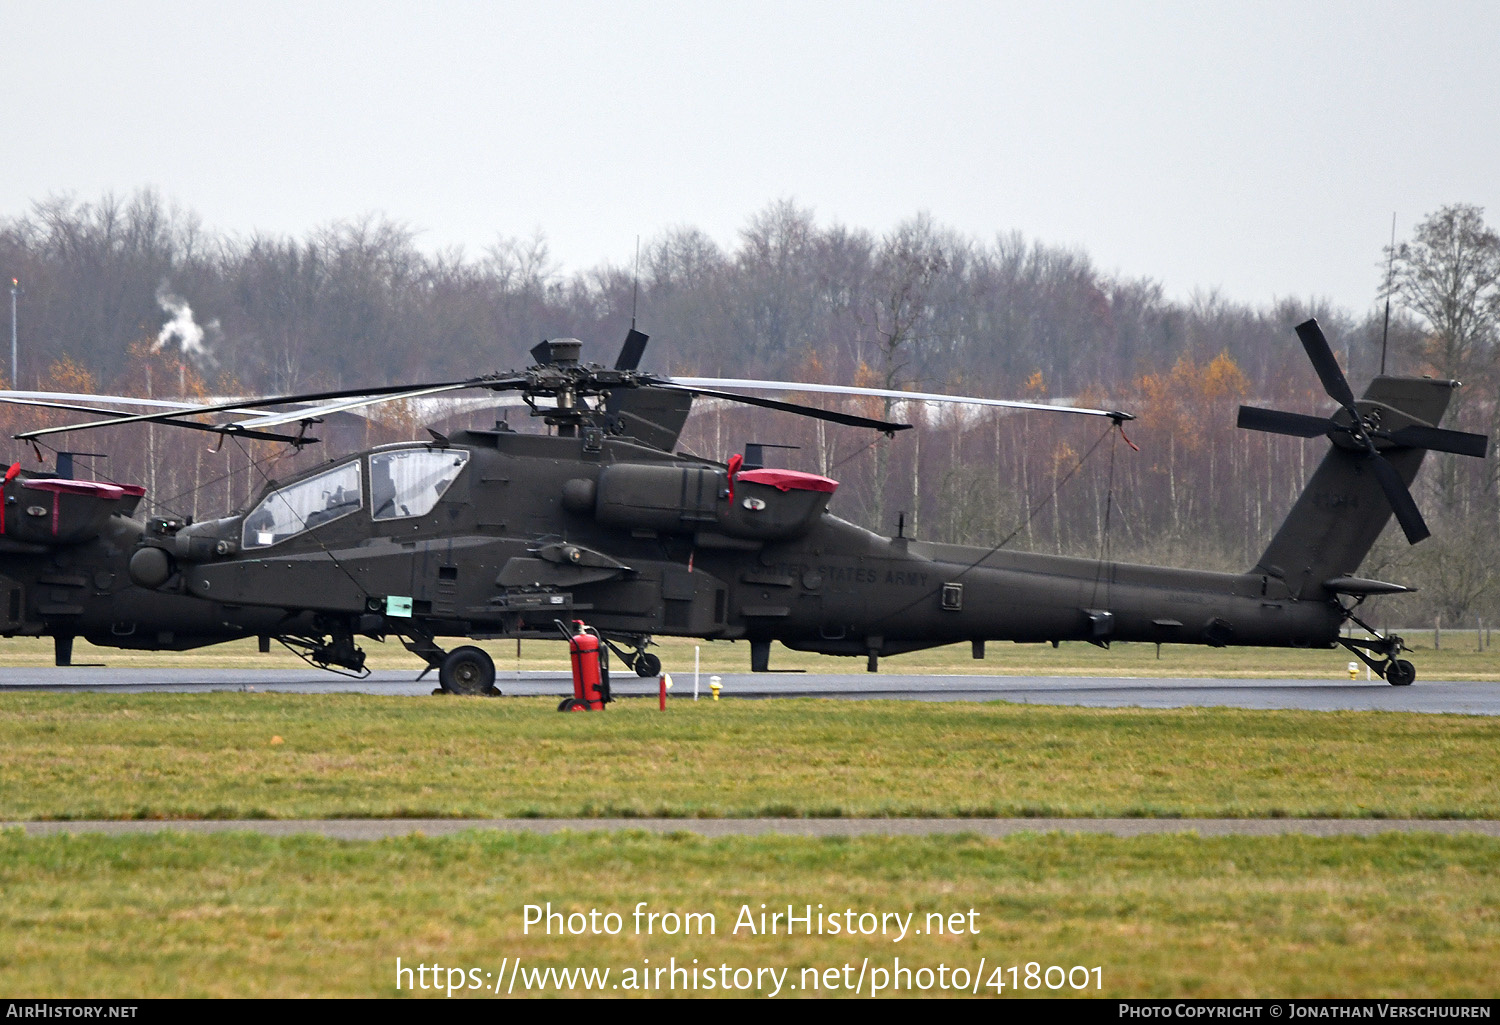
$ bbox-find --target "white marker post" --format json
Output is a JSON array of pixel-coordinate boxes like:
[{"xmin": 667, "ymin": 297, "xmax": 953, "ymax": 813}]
[{"xmin": 694, "ymin": 646, "xmax": 700, "ymax": 700}]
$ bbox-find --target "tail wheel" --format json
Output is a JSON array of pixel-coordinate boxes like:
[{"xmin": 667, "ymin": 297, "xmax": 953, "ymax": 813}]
[
  {"xmin": 634, "ymin": 652, "xmax": 662, "ymax": 678},
  {"xmin": 439, "ymin": 645, "xmax": 498, "ymax": 696},
  {"xmin": 1386, "ymin": 659, "xmax": 1416, "ymax": 687}
]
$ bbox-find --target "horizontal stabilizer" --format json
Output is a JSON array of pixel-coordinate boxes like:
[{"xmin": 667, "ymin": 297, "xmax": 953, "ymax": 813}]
[{"xmin": 1322, "ymin": 576, "xmax": 1415, "ymax": 597}]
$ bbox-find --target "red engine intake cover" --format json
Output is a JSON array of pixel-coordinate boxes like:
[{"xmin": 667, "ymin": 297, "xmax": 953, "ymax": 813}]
[{"xmin": 734, "ymin": 468, "xmax": 838, "ymax": 493}]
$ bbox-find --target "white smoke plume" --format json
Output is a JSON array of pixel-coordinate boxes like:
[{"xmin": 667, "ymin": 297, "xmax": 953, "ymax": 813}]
[{"xmin": 154, "ymin": 282, "xmax": 220, "ymax": 366}]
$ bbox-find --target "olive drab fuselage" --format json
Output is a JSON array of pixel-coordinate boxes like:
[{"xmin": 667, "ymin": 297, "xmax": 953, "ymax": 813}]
[{"xmin": 9, "ymin": 425, "xmax": 1342, "ymax": 670}]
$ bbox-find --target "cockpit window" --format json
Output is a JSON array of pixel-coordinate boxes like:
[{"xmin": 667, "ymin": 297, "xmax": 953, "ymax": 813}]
[
  {"xmin": 241, "ymin": 461, "xmax": 363, "ymax": 549},
  {"xmin": 370, "ymin": 448, "xmax": 469, "ymax": 521}
]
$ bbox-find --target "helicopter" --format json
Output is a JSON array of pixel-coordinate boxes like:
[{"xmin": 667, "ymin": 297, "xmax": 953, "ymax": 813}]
[{"xmin": 0, "ymin": 319, "xmax": 1486, "ymax": 693}]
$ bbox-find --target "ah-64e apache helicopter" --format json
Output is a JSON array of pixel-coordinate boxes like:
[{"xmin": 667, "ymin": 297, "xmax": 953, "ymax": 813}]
[{"xmin": 0, "ymin": 319, "xmax": 1486, "ymax": 694}]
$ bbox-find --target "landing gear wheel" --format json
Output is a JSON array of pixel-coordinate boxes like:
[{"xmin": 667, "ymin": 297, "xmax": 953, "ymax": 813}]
[
  {"xmin": 1386, "ymin": 659, "xmax": 1416, "ymax": 687},
  {"xmin": 635, "ymin": 652, "xmax": 662, "ymax": 678},
  {"xmin": 439, "ymin": 645, "xmax": 498, "ymax": 696}
]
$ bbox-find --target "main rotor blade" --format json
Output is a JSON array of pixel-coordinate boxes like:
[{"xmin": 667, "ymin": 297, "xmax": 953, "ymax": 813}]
[
  {"xmin": 14, "ymin": 378, "xmax": 490, "ymax": 441},
  {"xmin": 1368, "ymin": 452, "xmax": 1431, "ymax": 545},
  {"xmin": 1236, "ymin": 405, "xmax": 1337, "ymax": 438},
  {"xmin": 669, "ymin": 378, "xmax": 1134, "ymax": 421},
  {"xmin": 0, "ymin": 396, "xmax": 195, "ymax": 419},
  {"xmin": 0, "ymin": 390, "xmax": 195, "ymax": 412},
  {"xmin": 1381, "ymin": 424, "xmax": 1490, "ymax": 458},
  {"xmin": 614, "ymin": 329, "xmax": 650, "ymax": 371},
  {"xmin": 0, "ymin": 396, "xmax": 315, "ymax": 444},
  {"xmin": 233, "ymin": 380, "xmax": 511, "ymax": 429},
  {"xmin": 1294, "ymin": 319, "xmax": 1357, "ymax": 410},
  {"xmin": 654, "ymin": 382, "xmax": 911, "ymax": 433}
]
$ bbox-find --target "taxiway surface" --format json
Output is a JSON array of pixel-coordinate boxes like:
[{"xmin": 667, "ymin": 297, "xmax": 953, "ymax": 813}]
[{"xmin": 3, "ymin": 667, "xmax": 1497, "ymax": 714}]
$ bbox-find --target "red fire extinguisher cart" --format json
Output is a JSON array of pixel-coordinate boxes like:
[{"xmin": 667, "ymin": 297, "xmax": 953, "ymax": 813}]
[{"xmin": 559, "ymin": 620, "xmax": 611, "ymax": 711}]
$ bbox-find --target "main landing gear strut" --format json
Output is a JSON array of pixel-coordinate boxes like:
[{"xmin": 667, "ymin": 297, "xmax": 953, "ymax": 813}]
[
  {"xmin": 401, "ymin": 630, "xmax": 500, "ymax": 696},
  {"xmin": 1336, "ymin": 601, "xmax": 1416, "ymax": 687}
]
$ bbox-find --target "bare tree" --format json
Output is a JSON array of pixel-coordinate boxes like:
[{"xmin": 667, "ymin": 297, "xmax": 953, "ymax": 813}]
[
  {"xmin": 1389, "ymin": 204, "xmax": 1500, "ymax": 385},
  {"xmin": 1388, "ymin": 204, "xmax": 1500, "ymax": 508},
  {"xmin": 858, "ymin": 214, "xmax": 957, "ymax": 531},
  {"xmin": 731, "ymin": 199, "xmax": 823, "ymax": 368}
]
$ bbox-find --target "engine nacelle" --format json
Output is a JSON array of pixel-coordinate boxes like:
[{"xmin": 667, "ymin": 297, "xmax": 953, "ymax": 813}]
[
  {"xmin": 587, "ymin": 464, "xmax": 837, "ymax": 541},
  {"xmin": 719, "ymin": 468, "xmax": 838, "ymax": 540},
  {"xmin": 2, "ymin": 478, "xmax": 146, "ymax": 546},
  {"xmin": 593, "ymin": 464, "xmax": 723, "ymax": 533}
]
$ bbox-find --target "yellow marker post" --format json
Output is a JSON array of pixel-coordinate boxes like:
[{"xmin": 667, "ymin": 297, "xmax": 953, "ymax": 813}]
[
  {"xmin": 1347, "ymin": 661, "xmax": 1359, "ymax": 680},
  {"xmin": 710, "ymin": 675, "xmax": 722, "ymax": 701}
]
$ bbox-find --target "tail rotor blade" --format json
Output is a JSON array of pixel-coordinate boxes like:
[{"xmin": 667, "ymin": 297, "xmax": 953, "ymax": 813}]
[
  {"xmin": 1295, "ymin": 318, "xmax": 1357, "ymax": 410},
  {"xmin": 1237, "ymin": 405, "xmax": 1337, "ymax": 438},
  {"xmin": 1368, "ymin": 453, "xmax": 1431, "ymax": 544},
  {"xmin": 1382, "ymin": 424, "xmax": 1490, "ymax": 458}
]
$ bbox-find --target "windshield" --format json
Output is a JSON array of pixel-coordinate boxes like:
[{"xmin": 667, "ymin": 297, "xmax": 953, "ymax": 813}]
[{"xmin": 241, "ymin": 461, "xmax": 363, "ymax": 549}]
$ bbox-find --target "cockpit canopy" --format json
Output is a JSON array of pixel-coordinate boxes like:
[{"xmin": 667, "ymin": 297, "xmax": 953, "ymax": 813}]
[{"xmin": 241, "ymin": 448, "xmax": 469, "ymax": 550}]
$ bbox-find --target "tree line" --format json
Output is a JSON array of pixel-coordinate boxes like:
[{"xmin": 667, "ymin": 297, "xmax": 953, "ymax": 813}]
[{"xmin": 2, "ymin": 192, "xmax": 1497, "ymax": 624}]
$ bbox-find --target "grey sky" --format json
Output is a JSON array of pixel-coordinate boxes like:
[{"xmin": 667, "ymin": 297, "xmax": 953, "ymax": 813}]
[{"xmin": 5, "ymin": 0, "xmax": 1498, "ymax": 317}]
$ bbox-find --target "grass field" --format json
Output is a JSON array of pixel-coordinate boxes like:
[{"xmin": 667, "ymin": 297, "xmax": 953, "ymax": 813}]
[
  {"xmin": 3, "ymin": 830, "xmax": 1497, "ymax": 998},
  {"xmin": 3, "ymin": 632, "xmax": 1500, "ymax": 678},
  {"xmin": 2, "ymin": 693, "xmax": 1498, "ymax": 820},
  {"xmin": 5, "ymin": 640, "xmax": 1498, "ymax": 999}
]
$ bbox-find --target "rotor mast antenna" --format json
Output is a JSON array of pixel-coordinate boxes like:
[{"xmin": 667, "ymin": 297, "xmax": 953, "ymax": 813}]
[
  {"xmin": 631, "ymin": 235, "xmax": 640, "ymax": 330},
  {"xmin": 1381, "ymin": 212, "xmax": 1397, "ymax": 376}
]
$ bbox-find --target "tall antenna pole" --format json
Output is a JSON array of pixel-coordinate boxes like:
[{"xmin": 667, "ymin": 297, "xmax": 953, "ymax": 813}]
[
  {"xmin": 1381, "ymin": 212, "xmax": 1396, "ymax": 376},
  {"xmin": 631, "ymin": 235, "xmax": 640, "ymax": 329},
  {"xmin": 9, "ymin": 277, "xmax": 17, "ymax": 388}
]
